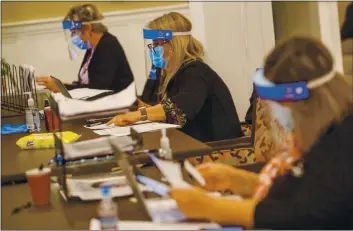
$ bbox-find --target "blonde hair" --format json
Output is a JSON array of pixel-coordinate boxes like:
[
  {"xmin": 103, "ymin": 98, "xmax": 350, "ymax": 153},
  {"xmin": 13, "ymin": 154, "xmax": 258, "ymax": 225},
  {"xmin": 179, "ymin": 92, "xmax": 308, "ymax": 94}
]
[
  {"xmin": 264, "ymin": 36, "xmax": 353, "ymax": 153},
  {"xmin": 64, "ymin": 3, "xmax": 107, "ymax": 33},
  {"xmin": 147, "ymin": 12, "xmax": 204, "ymax": 98}
]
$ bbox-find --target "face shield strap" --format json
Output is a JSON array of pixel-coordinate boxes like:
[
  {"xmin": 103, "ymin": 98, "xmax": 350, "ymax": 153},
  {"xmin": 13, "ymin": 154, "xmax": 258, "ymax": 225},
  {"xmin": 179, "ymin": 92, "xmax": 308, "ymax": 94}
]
[
  {"xmin": 62, "ymin": 20, "xmax": 102, "ymax": 30},
  {"xmin": 143, "ymin": 29, "xmax": 192, "ymax": 40},
  {"xmin": 253, "ymin": 68, "xmax": 336, "ymax": 101}
]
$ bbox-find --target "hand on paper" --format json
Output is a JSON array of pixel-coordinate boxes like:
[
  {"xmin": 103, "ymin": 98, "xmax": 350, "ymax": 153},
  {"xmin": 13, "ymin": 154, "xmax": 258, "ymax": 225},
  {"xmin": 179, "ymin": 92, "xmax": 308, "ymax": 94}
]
[
  {"xmin": 197, "ymin": 163, "xmax": 259, "ymax": 197},
  {"xmin": 35, "ymin": 76, "xmax": 59, "ymax": 92},
  {"xmin": 107, "ymin": 111, "xmax": 141, "ymax": 126},
  {"xmin": 196, "ymin": 163, "xmax": 237, "ymax": 192},
  {"xmin": 170, "ymin": 186, "xmax": 215, "ymax": 220}
]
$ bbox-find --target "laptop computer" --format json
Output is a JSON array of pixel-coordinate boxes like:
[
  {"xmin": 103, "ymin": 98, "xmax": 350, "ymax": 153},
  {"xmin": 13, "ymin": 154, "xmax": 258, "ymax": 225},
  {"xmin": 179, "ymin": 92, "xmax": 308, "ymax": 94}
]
[
  {"xmin": 50, "ymin": 76, "xmax": 116, "ymax": 101},
  {"xmin": 110, "ymin": 142, "xmax": 187, "ymax": 223}
]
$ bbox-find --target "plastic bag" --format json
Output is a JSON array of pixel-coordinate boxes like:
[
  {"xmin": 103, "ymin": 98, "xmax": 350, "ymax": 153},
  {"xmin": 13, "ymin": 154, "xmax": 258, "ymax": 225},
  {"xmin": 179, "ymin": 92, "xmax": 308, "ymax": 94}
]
[{"xmin": 16, "ymin": 131, "xmax": 81, "ymax": 150}]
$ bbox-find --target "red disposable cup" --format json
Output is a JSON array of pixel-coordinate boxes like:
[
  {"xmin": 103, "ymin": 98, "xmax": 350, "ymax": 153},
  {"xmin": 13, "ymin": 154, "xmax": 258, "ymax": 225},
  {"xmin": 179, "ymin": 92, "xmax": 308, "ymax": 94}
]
[{"xmin": 25, "ymin": 168, "xmax": 51, "ymax": 206}]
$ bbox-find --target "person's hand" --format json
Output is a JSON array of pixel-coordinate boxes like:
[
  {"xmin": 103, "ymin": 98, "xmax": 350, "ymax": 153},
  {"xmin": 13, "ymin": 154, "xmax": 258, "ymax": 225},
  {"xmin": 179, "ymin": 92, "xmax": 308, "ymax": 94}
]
[
  {"xmin": 106, "ymin": 111, "xmax": 141, "ymax": 126},
  {"xmin": 169, "ymin": 186, "xmax": 216, "ymax": 220},
  {"xmin": 137, "ymin": 99, "xmax": 151, "ymax": 108},
  {"xmin": 196, "ymin": 163, "xmax": 238, "ymax": 192},
  {"xmin": 35, "ymin": 76, "xmax": 59, "ymax": 92},
  {"xmin": 197, "ymin": 163, "xmax": 259, "ymax": 197}
]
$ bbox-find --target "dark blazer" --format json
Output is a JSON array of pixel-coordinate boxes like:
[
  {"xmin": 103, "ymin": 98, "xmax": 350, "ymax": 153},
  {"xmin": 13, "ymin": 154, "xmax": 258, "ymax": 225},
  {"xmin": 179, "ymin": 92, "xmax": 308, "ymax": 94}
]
[
  {"xmin": 341, "ymin": 2, "xmax": 353, "ymax": 41},
  {"xmin": 164, "ymin": 60, "xmax": 244, "ymax": 142},
  {"xmin": 255, "ymin": 108, "xmax": 353, "ymax": 229},
  {"xmin": 66, "ymin": 32, "xmax": 134, "ymax": 92}
]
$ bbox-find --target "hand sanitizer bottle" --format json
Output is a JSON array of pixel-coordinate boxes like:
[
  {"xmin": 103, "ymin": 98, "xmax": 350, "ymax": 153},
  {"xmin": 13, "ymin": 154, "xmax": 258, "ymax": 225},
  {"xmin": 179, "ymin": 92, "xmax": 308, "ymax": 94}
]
[
  {"xmin": 24, "ymin": 92, "xmax": 41, "ymax": 132},
  {"xmin": 98, "ymin": 185, "xmax": 119, "ymax": 230},
  {"xmin": 159, "ymin": 128, "xmax": 173, "ymax": 159}
]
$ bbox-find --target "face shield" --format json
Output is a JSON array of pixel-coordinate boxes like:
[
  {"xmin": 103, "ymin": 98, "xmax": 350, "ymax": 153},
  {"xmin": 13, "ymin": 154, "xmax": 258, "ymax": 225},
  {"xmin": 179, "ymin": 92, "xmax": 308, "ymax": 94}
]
[
  {"xmin": 141, "ymin": 29, "xmax": 191, "ymax": 102},
  {"xmin": 62, "ymin": 20, "xmax": 100, "ymax": 60},
  {"xmin": 253, "ymin": 67, "xmax": 336, "ymax": 132},
  {"xmin": 143, "ymin": 29, "xmax": 191, "ymax": 72}
]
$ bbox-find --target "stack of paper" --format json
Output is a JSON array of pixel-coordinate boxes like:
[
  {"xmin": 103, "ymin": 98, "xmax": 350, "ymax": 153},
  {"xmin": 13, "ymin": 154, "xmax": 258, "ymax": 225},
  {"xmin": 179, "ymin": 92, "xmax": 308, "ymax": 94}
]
[
  {"xmin": 63, "ymin": 136, "xmax": 135, "ymax": 160},
  {"xmin": 66, "ymin": 175, "xmax": 147, "ymax": 201},
  {"xmin": 89, "ymin": 219, "xmax": 221, "ymax": 230},
  {"xmin": 51, "ymin": 82, "xmax": 137, "ymax": 120},
  {"xmin": 93, "ymin": 122, "xmax": 180, "ymax": 137},
  {"xmin": 68, "ymin": 88, "xmax": 113, "ymax": 100}
]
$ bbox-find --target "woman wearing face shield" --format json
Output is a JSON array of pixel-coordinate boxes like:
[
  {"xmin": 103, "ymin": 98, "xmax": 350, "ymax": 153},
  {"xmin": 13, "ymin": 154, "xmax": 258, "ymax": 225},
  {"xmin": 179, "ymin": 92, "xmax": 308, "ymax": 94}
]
[
  {"xmin": 169, "ymin": 37, "xmax": 353, "ymax": 229},
  {"xmin": 108, "ymin": 12, "xmax": 244, "ymax": 142},
  {"xmin": 36, "ymin": 4, "xmax": 133, "ymax": 92}
]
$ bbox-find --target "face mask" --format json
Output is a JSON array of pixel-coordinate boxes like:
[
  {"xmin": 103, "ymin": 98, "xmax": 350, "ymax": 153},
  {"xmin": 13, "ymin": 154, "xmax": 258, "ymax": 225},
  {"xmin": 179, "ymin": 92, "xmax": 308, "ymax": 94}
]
[
  {"xmin": 71, "ymin": 34, "xmax": 91, "ymax": 50},
  {"xmin": 149, "ymin": 46, "xmax": 167, "ymax": 69},
  {"xmin": 271, "ymin": 102, "xmax": 294, "ymax": 132}
]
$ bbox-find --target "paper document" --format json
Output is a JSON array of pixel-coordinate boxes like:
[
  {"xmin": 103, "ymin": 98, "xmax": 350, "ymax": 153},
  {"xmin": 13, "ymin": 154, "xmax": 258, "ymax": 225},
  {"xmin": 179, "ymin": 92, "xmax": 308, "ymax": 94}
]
[
  {"xmin": 93, "ymin": 122, "xmax": 179, "ymax": 136},
  {"xmin": 184, "ymin": 160, "xmax": 206, "ymax": 186},
  {"xmin": 68, "ymin": 88, "xmax": 113, "ymax": 99},
  {"xmin": 84, "ymin": 120, "xmax": 151, "ymax": 130},
  {"xmin": 63, "ymin": 136, "xmax": 135, "ymax": 160},
  {"xmin": 90, "ymin": 218, "xmax": 221, "ymax": 230},
  {"xmin": 149, "ymin": 154, "xmax": 191, "ymax": 188},
  {"xmin": 51, "ymin": 82, "xmax": 136, "ymax": 120},
  {"xmin": 66, "ymin": 175, "xmax": 147, "ymax": 201}
]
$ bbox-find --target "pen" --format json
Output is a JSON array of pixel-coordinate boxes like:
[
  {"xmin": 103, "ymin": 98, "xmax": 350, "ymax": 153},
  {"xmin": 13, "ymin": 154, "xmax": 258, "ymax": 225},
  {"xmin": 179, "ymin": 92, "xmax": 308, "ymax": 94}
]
[{"xmin": 86, "ymin": 122, "xmax": 103, "ymax": 127}]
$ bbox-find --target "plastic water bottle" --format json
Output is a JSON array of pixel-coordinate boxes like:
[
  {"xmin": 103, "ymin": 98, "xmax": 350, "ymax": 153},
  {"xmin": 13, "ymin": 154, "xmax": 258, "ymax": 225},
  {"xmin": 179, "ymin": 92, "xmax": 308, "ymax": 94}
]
[
  {"xmin": 97, "ymin": 185, "xmax": 119, "ymax": 230},
  {"xmin": 24, "ymin": 92, "xmax": 41, "ymax": 132}
]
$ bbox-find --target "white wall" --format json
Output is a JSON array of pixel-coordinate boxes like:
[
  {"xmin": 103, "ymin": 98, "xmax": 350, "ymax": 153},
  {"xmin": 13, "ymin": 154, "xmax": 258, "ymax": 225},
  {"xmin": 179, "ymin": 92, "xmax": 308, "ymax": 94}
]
[
  {"xmin": 1, "ymin": 4, "xmax": 189, "ymax": 96},
  {"xmin": 2, "ymin": 3, "xmax": 275, "ymax": 121},
  {"xmin": 272, "ymin": 2, "xmax": 343, "ymax": 72},
  {"xmin": 189, "ymin": 2, "xmax": 275, "ymax": 120}
]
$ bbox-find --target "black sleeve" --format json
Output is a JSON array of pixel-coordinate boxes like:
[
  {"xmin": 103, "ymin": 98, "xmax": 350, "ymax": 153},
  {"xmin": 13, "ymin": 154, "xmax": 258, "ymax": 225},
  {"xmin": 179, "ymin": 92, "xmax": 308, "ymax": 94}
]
[
  {"xmin": 88, "ymin": 36, "xmax": 133, "ymax": 91},
  {"xmin": 341, "ymin": 2, "xmax": 353, "ymax": 40},
  {"xmin": 254, "ymin": 145, "xmax": 353, "ymax": 229},
  {"xmin": 161, "ymin": 66, "xmax": 209, "ymax": 126}
]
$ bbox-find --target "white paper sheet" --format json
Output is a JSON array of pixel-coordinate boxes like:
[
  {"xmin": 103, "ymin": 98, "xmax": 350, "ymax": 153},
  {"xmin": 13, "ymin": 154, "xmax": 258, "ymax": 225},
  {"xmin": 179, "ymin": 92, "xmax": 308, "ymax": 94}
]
[
  {"xmin": 89, "ymin": 218, "xmax": 221, "ymax": 230},
  {"xmin": 63, "ymin": 136, "xmax": 135, "ymax": 160},
  {"xmin": 149, "ymin": 154, "xmax": 191, "ymax": 189},
  {"xmin": 51, "ymin": 81, "xmax": 137, "ymax": 120},
  {"xmin": 66, "ymin": 175, "xmax": 147, "ymax": 201},
  {"xmin": 93, "ymin": 122, "xmax": 180, "ymax": 136},
  {"xmin": 184, "ymin": 160, "xmax": 206, "ymax": 186},
  {"xmin": 84, "ymin": 120, "xmax": 151, "ymax": 130},
  {"xmin": 68, "ymin": 88, "xmax": 113, "ymax": 99}
]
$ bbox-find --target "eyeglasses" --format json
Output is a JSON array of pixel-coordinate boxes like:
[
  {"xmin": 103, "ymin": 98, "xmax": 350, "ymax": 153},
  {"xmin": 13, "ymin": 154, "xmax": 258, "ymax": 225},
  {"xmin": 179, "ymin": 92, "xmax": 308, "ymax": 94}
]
[
  {"xmin": 70, "ymin": 29, "xmax": 82, "ymax": 37},
  {"xmin": 147, "ymin": 40, "xmax": 168, "ymax": 53}
]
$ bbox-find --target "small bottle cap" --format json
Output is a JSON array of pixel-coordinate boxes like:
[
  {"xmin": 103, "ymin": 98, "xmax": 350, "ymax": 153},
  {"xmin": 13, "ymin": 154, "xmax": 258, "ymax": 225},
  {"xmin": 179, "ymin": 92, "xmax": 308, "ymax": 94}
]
[{"xmin": 100, "ymin": 185, "xmax": 111, "ymax": 198}]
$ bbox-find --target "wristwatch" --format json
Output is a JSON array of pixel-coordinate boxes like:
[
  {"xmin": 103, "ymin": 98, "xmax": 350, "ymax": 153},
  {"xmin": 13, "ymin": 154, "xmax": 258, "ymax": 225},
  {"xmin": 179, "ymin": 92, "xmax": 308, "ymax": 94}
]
[{"xmin": 139, "ymin": 107, "xmax": 148, "ymax": 121}]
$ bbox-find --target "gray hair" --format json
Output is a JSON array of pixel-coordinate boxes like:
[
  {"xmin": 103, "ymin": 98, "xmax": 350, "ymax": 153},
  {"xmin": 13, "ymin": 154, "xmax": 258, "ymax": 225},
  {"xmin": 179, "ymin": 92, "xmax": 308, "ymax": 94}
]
[{"xmin": 64, "ymin": 3, "xmax": 108, "ymax": 33}]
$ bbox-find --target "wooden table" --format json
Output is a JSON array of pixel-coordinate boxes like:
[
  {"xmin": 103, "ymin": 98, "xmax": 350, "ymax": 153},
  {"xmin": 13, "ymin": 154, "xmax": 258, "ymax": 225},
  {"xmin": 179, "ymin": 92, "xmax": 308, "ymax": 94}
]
[
  {"xmin": 1, "ymin": 115, "xmax": 212, "ymax": 229},
  {"xmin": 1, "ymin": 116, "xmax": 212, "ymax": 179},
  {"xmin": 1, "ymin": 167, "xmax": 164, "ymax": 230}
]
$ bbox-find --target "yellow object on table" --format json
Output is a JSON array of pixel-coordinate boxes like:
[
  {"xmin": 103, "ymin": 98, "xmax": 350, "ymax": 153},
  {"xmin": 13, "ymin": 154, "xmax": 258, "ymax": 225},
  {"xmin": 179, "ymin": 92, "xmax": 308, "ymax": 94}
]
[{"xmin": 16, "ymin": 131, "xmax": 81, "ymax": 149}]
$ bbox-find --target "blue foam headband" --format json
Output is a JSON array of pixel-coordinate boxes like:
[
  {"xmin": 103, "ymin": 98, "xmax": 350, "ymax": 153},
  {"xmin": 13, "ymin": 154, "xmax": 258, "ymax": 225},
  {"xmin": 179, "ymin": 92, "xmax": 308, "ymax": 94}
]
[
  {"xmin": 253, "ymin": 68, "xmax": 310, "ymax": 101},
  {"xmin": 62, "ymin": 21, "xmax": 83, "ymax": 30},
  {"xmin": 143, "ymin": 29, "xmax": 173, "ymax": 40}
]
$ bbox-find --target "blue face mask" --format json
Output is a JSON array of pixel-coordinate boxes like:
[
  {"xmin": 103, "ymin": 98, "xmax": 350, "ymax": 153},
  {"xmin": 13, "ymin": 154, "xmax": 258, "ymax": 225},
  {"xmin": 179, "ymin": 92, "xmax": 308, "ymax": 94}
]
[
  {"xmin": 149, "ymin": 46, "xmax": 167, "ymax": 69},
  {"xmin": 71, "ymin": 34, "xmax": 91, "ymax": 50}
]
